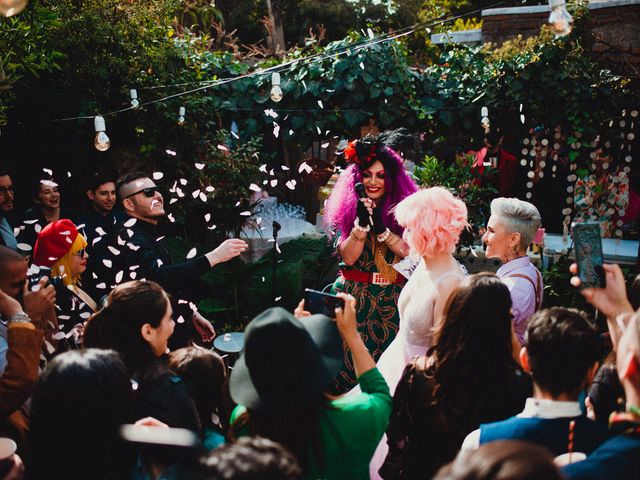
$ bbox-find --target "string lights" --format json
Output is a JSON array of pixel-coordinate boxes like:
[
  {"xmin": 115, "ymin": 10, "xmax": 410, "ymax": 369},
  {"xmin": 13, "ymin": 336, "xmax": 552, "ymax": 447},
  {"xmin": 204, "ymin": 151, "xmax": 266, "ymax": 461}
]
[
  {"xmin": 0, "ymin": 0, "xmax": 28, "ymax": 17},
  {"xmin": 130, "ymin": 89, "xmax": 139, "ymax": 108},
  {"xmin": 270, "ymin": 73, "xmax": 283, "ymax": 102},
  {"xmin": 481, "ymin": 106, "xmax": 490, "ymax": 131},
  {"xmin": 548, "ymin": 0, "xmax": 573, "ymax": 37},
  {"xmin": 93, "ymin": 115, "xmax": 110, "ymax": 152}
]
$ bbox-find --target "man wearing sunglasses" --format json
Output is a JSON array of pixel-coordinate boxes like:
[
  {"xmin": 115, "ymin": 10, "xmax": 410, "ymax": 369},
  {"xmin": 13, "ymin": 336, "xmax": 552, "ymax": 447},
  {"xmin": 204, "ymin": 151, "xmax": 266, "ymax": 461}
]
[{"xmin": 113, "ymin": 172, "xmax": 248, "ymax": 346}]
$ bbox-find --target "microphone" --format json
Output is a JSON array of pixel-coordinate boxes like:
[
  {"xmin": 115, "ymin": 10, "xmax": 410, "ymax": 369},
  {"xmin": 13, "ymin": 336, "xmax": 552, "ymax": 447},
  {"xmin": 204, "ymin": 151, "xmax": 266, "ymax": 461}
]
[
  {"xmin": 354, "ymin": 182, "xmax": 373, "ymax": 227},
  {"xmin": 272, "ymin": 220, "xmax": 281, "ymax": 238}
]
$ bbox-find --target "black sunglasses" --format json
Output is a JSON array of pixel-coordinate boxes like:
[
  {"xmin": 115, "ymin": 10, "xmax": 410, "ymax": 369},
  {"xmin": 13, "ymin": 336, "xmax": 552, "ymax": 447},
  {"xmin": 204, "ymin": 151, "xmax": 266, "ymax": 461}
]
[{"xmin": 124, "ymin": 186, "xmax": 159, "ymax": 199}]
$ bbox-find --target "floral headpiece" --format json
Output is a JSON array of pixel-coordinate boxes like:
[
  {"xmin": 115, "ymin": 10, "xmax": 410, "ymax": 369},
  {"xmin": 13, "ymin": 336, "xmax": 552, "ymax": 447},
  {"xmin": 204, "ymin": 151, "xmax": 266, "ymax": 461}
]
[{"xmin": 343, "ymin": 140, "xmax": 378, "ymax": 169}]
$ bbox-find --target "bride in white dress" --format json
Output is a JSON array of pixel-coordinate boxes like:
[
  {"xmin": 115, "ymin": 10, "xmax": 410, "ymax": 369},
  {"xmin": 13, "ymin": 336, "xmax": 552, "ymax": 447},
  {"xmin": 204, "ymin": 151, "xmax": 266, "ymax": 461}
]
[{"xmin": 370, "ymin": 186, "xmax": 469, "ymax": 479}]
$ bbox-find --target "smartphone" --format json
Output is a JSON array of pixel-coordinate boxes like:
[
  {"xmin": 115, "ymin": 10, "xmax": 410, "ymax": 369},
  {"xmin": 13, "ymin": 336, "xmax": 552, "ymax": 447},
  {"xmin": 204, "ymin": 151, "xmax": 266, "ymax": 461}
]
[
  {"xmin": 572, "ymin": 222, "xmax": 606, "ymax": 289},
  {"xmin": 304, "ymin": 289, "xmax": 345, "ymax": 318}
]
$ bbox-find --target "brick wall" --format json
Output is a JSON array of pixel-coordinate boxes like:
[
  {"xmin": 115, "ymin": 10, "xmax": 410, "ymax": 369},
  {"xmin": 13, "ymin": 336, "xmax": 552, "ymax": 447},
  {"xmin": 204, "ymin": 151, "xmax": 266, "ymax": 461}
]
[{"xmin": 482, "ymin": 2, "xmax": 640, "ymax": 78}]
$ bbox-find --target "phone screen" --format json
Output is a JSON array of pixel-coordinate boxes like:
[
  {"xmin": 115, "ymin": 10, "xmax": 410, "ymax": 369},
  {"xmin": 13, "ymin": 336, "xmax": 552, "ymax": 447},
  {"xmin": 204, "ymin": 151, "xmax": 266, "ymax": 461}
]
[
  {"xmin": 573, "ymin": 222, "xmax": 605, "ymax": 289},
  {"xmin": 304, "ymin": 289, "xmax": 345, "ymax": 318}
]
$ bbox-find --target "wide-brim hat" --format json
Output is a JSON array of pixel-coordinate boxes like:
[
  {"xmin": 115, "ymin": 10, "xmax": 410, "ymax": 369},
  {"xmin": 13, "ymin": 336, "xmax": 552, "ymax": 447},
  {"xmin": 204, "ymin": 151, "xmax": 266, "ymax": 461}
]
[{"xmin": 229, "ymin": 307, "xmax": 344, "ymax": 412}]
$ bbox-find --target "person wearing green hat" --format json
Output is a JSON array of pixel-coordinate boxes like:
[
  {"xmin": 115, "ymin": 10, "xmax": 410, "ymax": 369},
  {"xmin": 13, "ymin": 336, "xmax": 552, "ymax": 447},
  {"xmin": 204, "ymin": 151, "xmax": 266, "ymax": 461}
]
[{"xmin": 229, "ymin": 293, "xmax": 392, "ymax": 480}]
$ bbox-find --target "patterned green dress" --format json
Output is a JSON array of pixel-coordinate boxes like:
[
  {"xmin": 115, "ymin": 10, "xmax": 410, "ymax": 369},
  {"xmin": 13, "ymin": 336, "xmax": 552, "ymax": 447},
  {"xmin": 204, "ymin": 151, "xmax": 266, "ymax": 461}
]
[{"xmin": 331, "ymin": 232, "xmax": 403, "ymax": 392}]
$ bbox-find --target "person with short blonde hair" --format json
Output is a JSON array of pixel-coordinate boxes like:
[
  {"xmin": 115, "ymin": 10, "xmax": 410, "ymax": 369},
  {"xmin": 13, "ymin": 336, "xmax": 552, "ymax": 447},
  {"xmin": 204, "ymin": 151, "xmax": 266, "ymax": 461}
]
[{"xmin": 483, "ymin": 197, "xmax": 543, "ymax": 345}]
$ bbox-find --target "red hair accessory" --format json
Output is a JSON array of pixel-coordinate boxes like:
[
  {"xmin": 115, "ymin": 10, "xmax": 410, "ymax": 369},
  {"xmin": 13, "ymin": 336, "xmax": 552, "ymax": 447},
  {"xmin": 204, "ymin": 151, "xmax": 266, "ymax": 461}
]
[
  {"xmin": 344, "ymin": 141, "xmax": 358, "ymax": 163},
  {"xmin": 344, "ymin": 141, "xmax": 377, "ymax": 168}
]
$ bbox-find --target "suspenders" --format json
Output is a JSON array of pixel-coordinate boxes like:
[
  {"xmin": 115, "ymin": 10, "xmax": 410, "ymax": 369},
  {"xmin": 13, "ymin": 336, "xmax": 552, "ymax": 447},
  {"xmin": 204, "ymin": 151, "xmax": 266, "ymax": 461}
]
[{"xmin": 507, "ymin": 270, "xmax": 543, "ymax": 310}]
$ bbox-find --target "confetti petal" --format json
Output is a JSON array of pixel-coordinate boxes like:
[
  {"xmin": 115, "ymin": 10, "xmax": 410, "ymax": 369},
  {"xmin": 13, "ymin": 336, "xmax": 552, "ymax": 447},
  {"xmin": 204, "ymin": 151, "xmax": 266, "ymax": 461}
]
[
  {"xmin": 298, "ymin": 162, "xmax": 313, "ymax": 174},
  {"xmin": 186, "ymin": 248, "xmax": 197, "ymax": 259},
  {"xmin": 195, "ymin": 163, "xmax": 205, "ymax": 170},
  {"xmin": 249, "ymin": 183, "xmax": 261, "ymax": 192},
  {"xmin": 153, "ymin": 172, "xmax": 164, "ymax": 180}
]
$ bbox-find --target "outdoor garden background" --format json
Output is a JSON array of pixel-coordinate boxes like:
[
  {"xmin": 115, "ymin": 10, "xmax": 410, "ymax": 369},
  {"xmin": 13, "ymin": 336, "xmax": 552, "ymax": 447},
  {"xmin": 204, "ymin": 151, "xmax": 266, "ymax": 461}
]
[{"xmin": 1, "ymin": 0, "xmax": 638, "ymax": 332}]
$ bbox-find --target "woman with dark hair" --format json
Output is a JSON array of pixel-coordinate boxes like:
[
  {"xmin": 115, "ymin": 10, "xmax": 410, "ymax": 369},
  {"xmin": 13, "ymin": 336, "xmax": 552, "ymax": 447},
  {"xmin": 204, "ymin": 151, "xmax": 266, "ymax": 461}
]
[
  {"xmin": 323, "ymin": 130, "xmax": 418, "ymax": 391},
  {"xmin": 229, "ymin": 295, "xmax": 392, "ymax": 480},
  {"xmin": 169, "ymin": 346, "xmax": 232, "ymax": 449},
  {"xmin": 18, "ymin": 177, "xmax": 73, "ymax": 251},
  {"xmin": 83, "ymin": 280, "xmax": 199, "ymax": 431},
  {"xmin": 377, "ymin": 274, "xmax": 531, "ymax": 479},
  {"xmin": 27, "ymin": 349, "xmax": 134, "ymax": 480}
]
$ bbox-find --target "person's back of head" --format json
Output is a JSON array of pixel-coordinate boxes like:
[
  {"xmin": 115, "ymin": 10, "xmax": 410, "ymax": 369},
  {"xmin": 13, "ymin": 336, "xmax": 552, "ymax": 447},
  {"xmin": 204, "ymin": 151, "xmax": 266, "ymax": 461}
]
[
  {"xmin": 168, "ymin": 346, "xmax": 231, "ymax": 436},
  {"xmin": 194, "ymin": 436, "xmax": 302, "ymax": 480},
  {"xmin": 434, "ymin": 273, "xmax": 518, "ymax": 397},
  {"xmin": 434, "ymin": 440, "xmax": 563, "ymax": 480},
  {"xmin": 27, "ymin": 349, "xmax": 134, "ymax": 480},
  {"xmin": 525, "ymin": 307, "xmax": 600, "ymax": 398}
]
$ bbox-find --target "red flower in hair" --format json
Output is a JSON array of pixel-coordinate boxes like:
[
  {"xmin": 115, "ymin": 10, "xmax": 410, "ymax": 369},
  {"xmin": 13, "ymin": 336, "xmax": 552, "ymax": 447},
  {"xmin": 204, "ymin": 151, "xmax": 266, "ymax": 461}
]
[{"xmin": 344, "ymin": 141, "xmax": 358, "ymax": 164}]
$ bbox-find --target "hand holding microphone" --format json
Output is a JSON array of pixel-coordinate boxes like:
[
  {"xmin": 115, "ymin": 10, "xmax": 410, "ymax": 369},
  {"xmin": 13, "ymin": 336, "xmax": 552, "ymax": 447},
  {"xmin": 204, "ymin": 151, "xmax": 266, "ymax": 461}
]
[{"xmin": 355, "ymin": 182, "xmax": 374, "ymax": 229}]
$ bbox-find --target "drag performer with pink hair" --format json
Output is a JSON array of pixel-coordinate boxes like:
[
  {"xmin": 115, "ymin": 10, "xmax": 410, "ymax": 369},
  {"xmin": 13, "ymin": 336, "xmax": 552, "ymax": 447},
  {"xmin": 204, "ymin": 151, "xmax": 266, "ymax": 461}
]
[{"xmin": 324, "ymin": 130, "xmax": 418, "ymax": 391}]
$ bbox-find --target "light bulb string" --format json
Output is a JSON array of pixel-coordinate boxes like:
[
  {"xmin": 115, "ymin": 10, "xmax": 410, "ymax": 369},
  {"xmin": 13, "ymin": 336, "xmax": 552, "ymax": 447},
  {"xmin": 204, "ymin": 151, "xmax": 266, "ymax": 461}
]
[{"xmin": 51, "ymin": 0, "xmax": 511, "ymax": 123}]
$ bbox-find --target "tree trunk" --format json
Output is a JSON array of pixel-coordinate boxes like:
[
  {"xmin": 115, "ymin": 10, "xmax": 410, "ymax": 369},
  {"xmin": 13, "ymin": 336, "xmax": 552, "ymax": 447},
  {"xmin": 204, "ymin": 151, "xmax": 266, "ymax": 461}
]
[{"xmin": 266, "ymin": 0, "xmax": 286, "ymax": 54}]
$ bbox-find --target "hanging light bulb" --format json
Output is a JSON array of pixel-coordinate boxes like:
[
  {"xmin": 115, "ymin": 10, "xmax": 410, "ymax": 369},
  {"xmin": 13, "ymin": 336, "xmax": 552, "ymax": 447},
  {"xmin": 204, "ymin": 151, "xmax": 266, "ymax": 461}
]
[
  {"xmin": 0, "ymin": 0, "xmax": 28, "ymax": 17},
  {"xmin": 177, "ymin": 106, "xmax": 186, "ymax": 126},
  {"xmin": 270, "ymin": 72, "xmax": 283, "ymax": 102},
  {"xmin": 480, "ymin": 106, "xmax": 490, "ymax": 130},
  {"xmin": 130, "ymin": 89, "xmax": 139, "ymax": 108},
  {"xmin": 93, "ymin": 115, "xmax": 110, "ymax": 152},
  {"xmin": 548, "ymin": 0, "xmax": 572, "ymax": 37}
]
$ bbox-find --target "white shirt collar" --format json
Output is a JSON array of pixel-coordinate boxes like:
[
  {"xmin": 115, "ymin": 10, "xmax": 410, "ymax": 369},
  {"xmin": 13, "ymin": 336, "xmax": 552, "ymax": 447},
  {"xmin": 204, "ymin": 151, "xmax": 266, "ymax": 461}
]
[{"xmin": 517, "ymin": 398, "xmax": 582, "ymax": 419}]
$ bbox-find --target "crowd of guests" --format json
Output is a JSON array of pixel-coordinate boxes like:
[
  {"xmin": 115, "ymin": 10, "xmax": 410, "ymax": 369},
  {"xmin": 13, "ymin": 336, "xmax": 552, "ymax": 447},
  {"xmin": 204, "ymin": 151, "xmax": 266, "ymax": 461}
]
[{"xmin": 0, "ymin": 128, "xmax": 639, "ymax": 480}]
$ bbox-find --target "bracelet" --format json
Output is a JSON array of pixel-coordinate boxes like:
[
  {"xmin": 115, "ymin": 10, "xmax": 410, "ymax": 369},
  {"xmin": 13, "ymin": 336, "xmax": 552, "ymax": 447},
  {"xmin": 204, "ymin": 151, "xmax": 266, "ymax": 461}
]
[
  {"xmin": 385, "ymin": 233, "xmax": 401, "ymax": 248},
  {"xmin": 377, "ymin": 228, "xmax": 391, "ymax": 243},
  {"xmin": 353, "ymin": 218, "xmax": 370, "ymax": 232},
  {"xmin": 349, "ymin": 229, "xmax": 367, "ymax": 242},
  {"xmin": 8, "ymin": 312, "xmax": 31, "ymax": 324}
]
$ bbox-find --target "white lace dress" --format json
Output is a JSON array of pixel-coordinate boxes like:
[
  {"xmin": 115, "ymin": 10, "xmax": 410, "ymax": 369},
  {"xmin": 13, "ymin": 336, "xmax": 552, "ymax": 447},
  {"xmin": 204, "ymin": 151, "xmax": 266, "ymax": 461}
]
[{"xmin": 369, "ymin": 258, "xmax": 467, "ymax": 480}]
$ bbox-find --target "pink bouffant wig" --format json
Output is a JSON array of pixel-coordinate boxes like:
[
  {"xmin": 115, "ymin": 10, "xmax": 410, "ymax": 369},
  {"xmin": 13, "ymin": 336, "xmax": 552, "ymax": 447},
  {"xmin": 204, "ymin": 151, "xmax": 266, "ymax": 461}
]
[
  {"xmin": 395, "ymin": 187, "xmax": 468, "ymax": 258},
  {"xmin": 323, "ymin": 146, "xmax": 418, "ymax": 240}
]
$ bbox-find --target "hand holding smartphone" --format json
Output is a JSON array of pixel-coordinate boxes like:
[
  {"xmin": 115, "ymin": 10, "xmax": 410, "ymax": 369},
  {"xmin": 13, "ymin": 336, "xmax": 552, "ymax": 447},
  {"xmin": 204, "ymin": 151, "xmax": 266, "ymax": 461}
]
[
  {"xmin": 572, "ymin": 222, "xmax": 606, "ymax": 289},
  {"xmin": 304, "ymin": 289, "xmax": 345, "ymax": 318}
]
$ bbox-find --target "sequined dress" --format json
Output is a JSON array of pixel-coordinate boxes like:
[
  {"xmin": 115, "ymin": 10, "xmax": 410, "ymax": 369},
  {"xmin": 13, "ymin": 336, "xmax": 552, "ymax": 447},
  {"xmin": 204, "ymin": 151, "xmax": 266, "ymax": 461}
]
[{"xmin": 375, "ymin": 258, "xmax": 466, "ymax": 396}]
